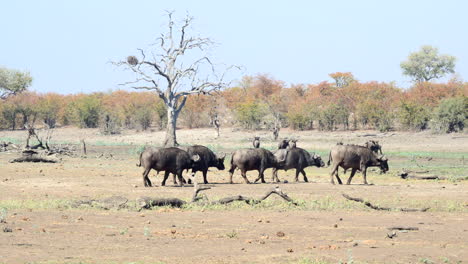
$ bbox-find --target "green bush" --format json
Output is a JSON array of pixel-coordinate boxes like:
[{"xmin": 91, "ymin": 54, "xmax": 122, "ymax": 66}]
[
  {"xmin": 67, "ymin": 95, "xmax": 102, "ymax": 128},
  {"xmin": 398, "ymin": 101, "xmax": 430, "ymax": 130},
  {"xmin": 235, "ymin": 101, "xmax": 268, "ymax": 129},
  {"xmin": 317, "ymin": 104, "xmax": 349, "ymax": 131},
  {"xmin": 432, "ymin": 96, "xmax": 467, "ymax": 133}
]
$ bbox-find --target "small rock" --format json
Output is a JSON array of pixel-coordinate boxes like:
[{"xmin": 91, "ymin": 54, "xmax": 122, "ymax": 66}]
[
  {"xmin": 241, "ymin": 248, "xmax": 245, "ymax": 251},
  {"xmin": 259, "ymin": 240, "xmax": 265, "ymax": 244},
  {"xmin": 257, "ymin": 219, "xmax": 262, "ymax": 223},
  {"xmin": 41, "ymin": 228, "xmax": 46, "ymax": 233},
  {"xmin": 339, "ymin": 218, "xmax": 343, "ymax": 221},
  {"xmin": 77, "ymin": 216, "xmax": 84, "ymax": 221},
  {"xmin": 3, "ymin": 227, "xmax": 12, "ymax": 233},
  {"xmin": 283, "ymin": 180, "xmax": 288, "ymax": 184},
  {"xmin": 352, "ymin": 242, "xmax": 358, "ymax": 247},
  {"xmin": 333, "ymin": 224, "xmax": 338, "ymax": 228},
  {"xmin": 200, "ymin": 220, "xmax": 204, "ymax": 224},
  {"xmin": 170, "ymin": 229, "xmax": 176, "ymax": 234},
  {"xmin": 287, "ymin": 248, "xmax": 293, "ymax": 253},
  {"xmin": 276, "ymin": 231, "xmax": 285, "ymax": 237},
  {"xmin": 133, "ymin": 185, "xmax": 138, "ymax": 188},
  {"xmin": 147, "ymin": 221, "xmax": 151, "ymax": 224},
  {"xmin": 265, "ymin": 220, "xmax": 270, "ymax": 223}
]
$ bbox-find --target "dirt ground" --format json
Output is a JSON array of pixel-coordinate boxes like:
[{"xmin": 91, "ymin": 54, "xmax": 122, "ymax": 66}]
[{"xmin": 0, "ymin": 128, "xmax": 467, "ymax": 264}]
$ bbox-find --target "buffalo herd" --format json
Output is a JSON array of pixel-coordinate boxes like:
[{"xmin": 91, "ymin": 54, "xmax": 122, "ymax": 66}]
[{"xmin": 137, "ymin": 138, "xmax": 388, "ymax": 187}]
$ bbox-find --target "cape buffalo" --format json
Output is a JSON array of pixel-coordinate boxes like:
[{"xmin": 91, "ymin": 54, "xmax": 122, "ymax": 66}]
[
  {"xmin": 272, "ymin": 148, "xmax": 325, "ymax": 182},
  {"xmin": 328, "ymin": 144, "xmax": 388, "ymax": 185},
  {"xmin": 252, "ymin": 137, "xmax": 260, "ymax": 148},
  {"xmin": 184, "ymin": 145, "xmax": 226, "ymax": 184},
  {"xmin": 137, "ymin": 147, "xmax": 200, "ymax": 187},
  {"xmin": 229, "ymin": 148, "xmax": 286, "ymax": 184}
]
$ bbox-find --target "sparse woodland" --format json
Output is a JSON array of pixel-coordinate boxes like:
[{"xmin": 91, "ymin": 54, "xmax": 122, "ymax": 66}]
[{"xmin": 0, "ymin": 74, "xmax": 466, "ymax": 134}]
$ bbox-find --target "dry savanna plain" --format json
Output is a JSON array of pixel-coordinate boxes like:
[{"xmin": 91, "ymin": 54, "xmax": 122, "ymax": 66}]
[{"xmin": 0, "ymin": 127, "xmax": 467, "ymax": 264}]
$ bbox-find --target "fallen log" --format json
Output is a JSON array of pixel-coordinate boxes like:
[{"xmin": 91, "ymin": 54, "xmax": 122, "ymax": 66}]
[
  {"xmin": 387, "ymin": 226, "xmax": 419, "ymax": 231},
  {"xmin": 399, "ymin": 172, "xmax": 446, "ymax": 180},
  {"xmin": 9, "ymin": 156, "xmax": 57, "ymax": 163},
  {"xmin": 137, "ymin": 197, "xmax": 186, "ymax": 209},
  {"xmin": 342, "ymin": 194, "xmax": 429, "ymax": 212}
]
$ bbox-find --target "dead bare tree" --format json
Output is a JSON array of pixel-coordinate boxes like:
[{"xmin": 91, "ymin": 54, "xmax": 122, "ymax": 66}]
[{"xmin": 114, "ymin": 12, "xmax": 237, "ymax": 147}]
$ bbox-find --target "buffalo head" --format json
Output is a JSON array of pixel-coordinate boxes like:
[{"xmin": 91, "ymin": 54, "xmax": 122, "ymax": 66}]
[
  {"xmin": 216, "ymin": 153, "xmax": 226, "ymax": 170},
  {"xmin": 377, "ymin": 155, "xmax": 389, "ymax": 173},
  {"xmin": 308, "ymin": 153, "xmax": 325, "ymax": 168}
]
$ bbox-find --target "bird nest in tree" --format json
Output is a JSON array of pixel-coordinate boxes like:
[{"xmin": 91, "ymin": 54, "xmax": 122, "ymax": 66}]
[{"xmin": 127, "ymin": 56, "xmax": 139, "ymax": 66}]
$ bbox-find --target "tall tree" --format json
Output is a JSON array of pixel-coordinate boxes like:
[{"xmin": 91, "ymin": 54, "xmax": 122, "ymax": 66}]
[
  {"xmin": 400, "ymin": 45, "xmax": 456, "ymax": 82},
  {"xmin": 329, "ymin": 72, "xmax": 356, "ymax": 88},
  {"xmin": 0, "ymin": 67, "xmax": 32, "ymax": 100},
  {"xmin": 115, "ymin": 12, "xmax": 235, "ymax": 146}
]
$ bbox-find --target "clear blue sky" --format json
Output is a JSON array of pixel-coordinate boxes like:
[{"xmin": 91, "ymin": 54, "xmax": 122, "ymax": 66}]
[{"xmin": 1, "ymin": 0, "xmax": 467, "ymax": 94}]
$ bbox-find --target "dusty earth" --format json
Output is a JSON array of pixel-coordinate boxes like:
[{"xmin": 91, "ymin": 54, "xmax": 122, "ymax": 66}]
[{"xmin": 0, "ymin": 127, "xmax": 467, "ymax": 264}]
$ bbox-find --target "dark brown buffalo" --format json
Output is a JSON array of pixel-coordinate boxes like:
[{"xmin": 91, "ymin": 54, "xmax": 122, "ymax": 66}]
[
  {"xmin": 328, "ymin": 144, "xmax": 388, "ymax": 185},
  {"xmin": 252, "ymin": 137, "xmax": 260, "ymax": 148},
  {"xmin": 228, "ymin": 148, "xmax": 286, "ymax": 184},
  {"xmin": 184, "ymin": 145, "xmax": 226, "ymax": 184},
  {"xmin": 137, "ymin": 147, "xmax": 200, "ymax": 187},
  {"xmin": 272, "ymin": 148, "xmax": 325, "ymax": 182}
]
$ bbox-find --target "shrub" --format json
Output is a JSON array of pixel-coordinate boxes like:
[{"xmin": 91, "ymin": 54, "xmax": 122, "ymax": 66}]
[
  {"xmin": 431, "ymin": 96, "xmax": 467, "ymax": 133},
  {"xmin": 235, "ymin": 101, "xmax": 268, "ymax": 129},
  {"xmin": 67, "ymin": 94, "xmax": 102, "ymax": 128},
  {"xmin": 398, "ymin": 101, "xmax": 430, "ymax": 130}
]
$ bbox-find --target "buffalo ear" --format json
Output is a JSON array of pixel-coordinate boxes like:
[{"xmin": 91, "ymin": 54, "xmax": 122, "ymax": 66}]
[
  {"xmin": 192, "ymin": 154, "xmax": 200, "ymax": 162},
  {"xmin": 218, "ymin": 153, "xmax": 226, "ymax": 160}
]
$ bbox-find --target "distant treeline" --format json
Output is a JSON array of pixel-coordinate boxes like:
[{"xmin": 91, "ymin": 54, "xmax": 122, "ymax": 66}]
[{"xmin": 0, "ymin": 73, "xmax": 467, "ymax": 134}]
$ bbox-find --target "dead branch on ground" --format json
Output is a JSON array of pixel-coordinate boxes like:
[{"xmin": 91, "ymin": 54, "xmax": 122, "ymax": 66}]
[
  {"xmin": 342, "ymin": 193, "xmax": 429, "ymax": 212},
  {"xmin": 387, "ymin": 226, "xmax": 419, "ymax": 231},
  {"xmin": 398, "ymin": 171, "xmax": 447, "ymax": 180},
  {"xmin": 136, "ymin": 175, "xmax": 298, "ymax": 210}
]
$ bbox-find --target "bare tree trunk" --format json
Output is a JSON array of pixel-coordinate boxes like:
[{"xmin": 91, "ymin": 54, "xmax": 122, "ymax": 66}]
[{"xmin": 163, "ymin": 107, "xmax": 178, "ymax": 147}]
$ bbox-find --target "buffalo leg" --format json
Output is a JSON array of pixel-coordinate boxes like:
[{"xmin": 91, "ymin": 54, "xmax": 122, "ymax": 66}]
[
  {"xmin": 330, "ymin": 164, "xmax": 339, "ymax": 184},
  {"xmin": 362, "ymin": 167, "xmax": 369, "ymax": 185},
  {"xmin": 172, "ymin": 174, "xmax": 177, "ymax": 185},
  {"xmin": 162, "ymin": 171, "xmax": 170, "ymax": 186},
  {"xmin": 301, "ymin": 169, "xmax": 308, "ymax": 182},
  {"xmin": 176, "ymin": 170, "xmax": 184, "ymax": 187},
  {"xmin": 259, "ymin": 169, "xmax": 266, "ymax": 183},
  {"xmin": 336, "ymin": 172, "xmax": 343, "ymax": 184},
  {"xmin": 241, "ymin": 170, "xmax": 251, "ymax": 184},
  {"xmin": 254, "ymin": 170, "xmax": 266, "ymax": 183},
  {"xmin": 142, "ymin": 168, "xmax": 152, "ymax": 187},
  {"xmin": 202, "ymin": 169, "xmax": 209, "ymax": 184},
  {"xmin": 346, "ymin": 168, "xmax": 357, "ymax": 185},
  {"xmin": 294, "ymin": 169, "xmax": 302, "ymax": 182},
  {"xmin": 228, "ymin": 164, "xmax": 237, "ymax": 184},
  {"xmin": 272, "ymin": 168, "xmax": 280, "ymax": 183}
]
